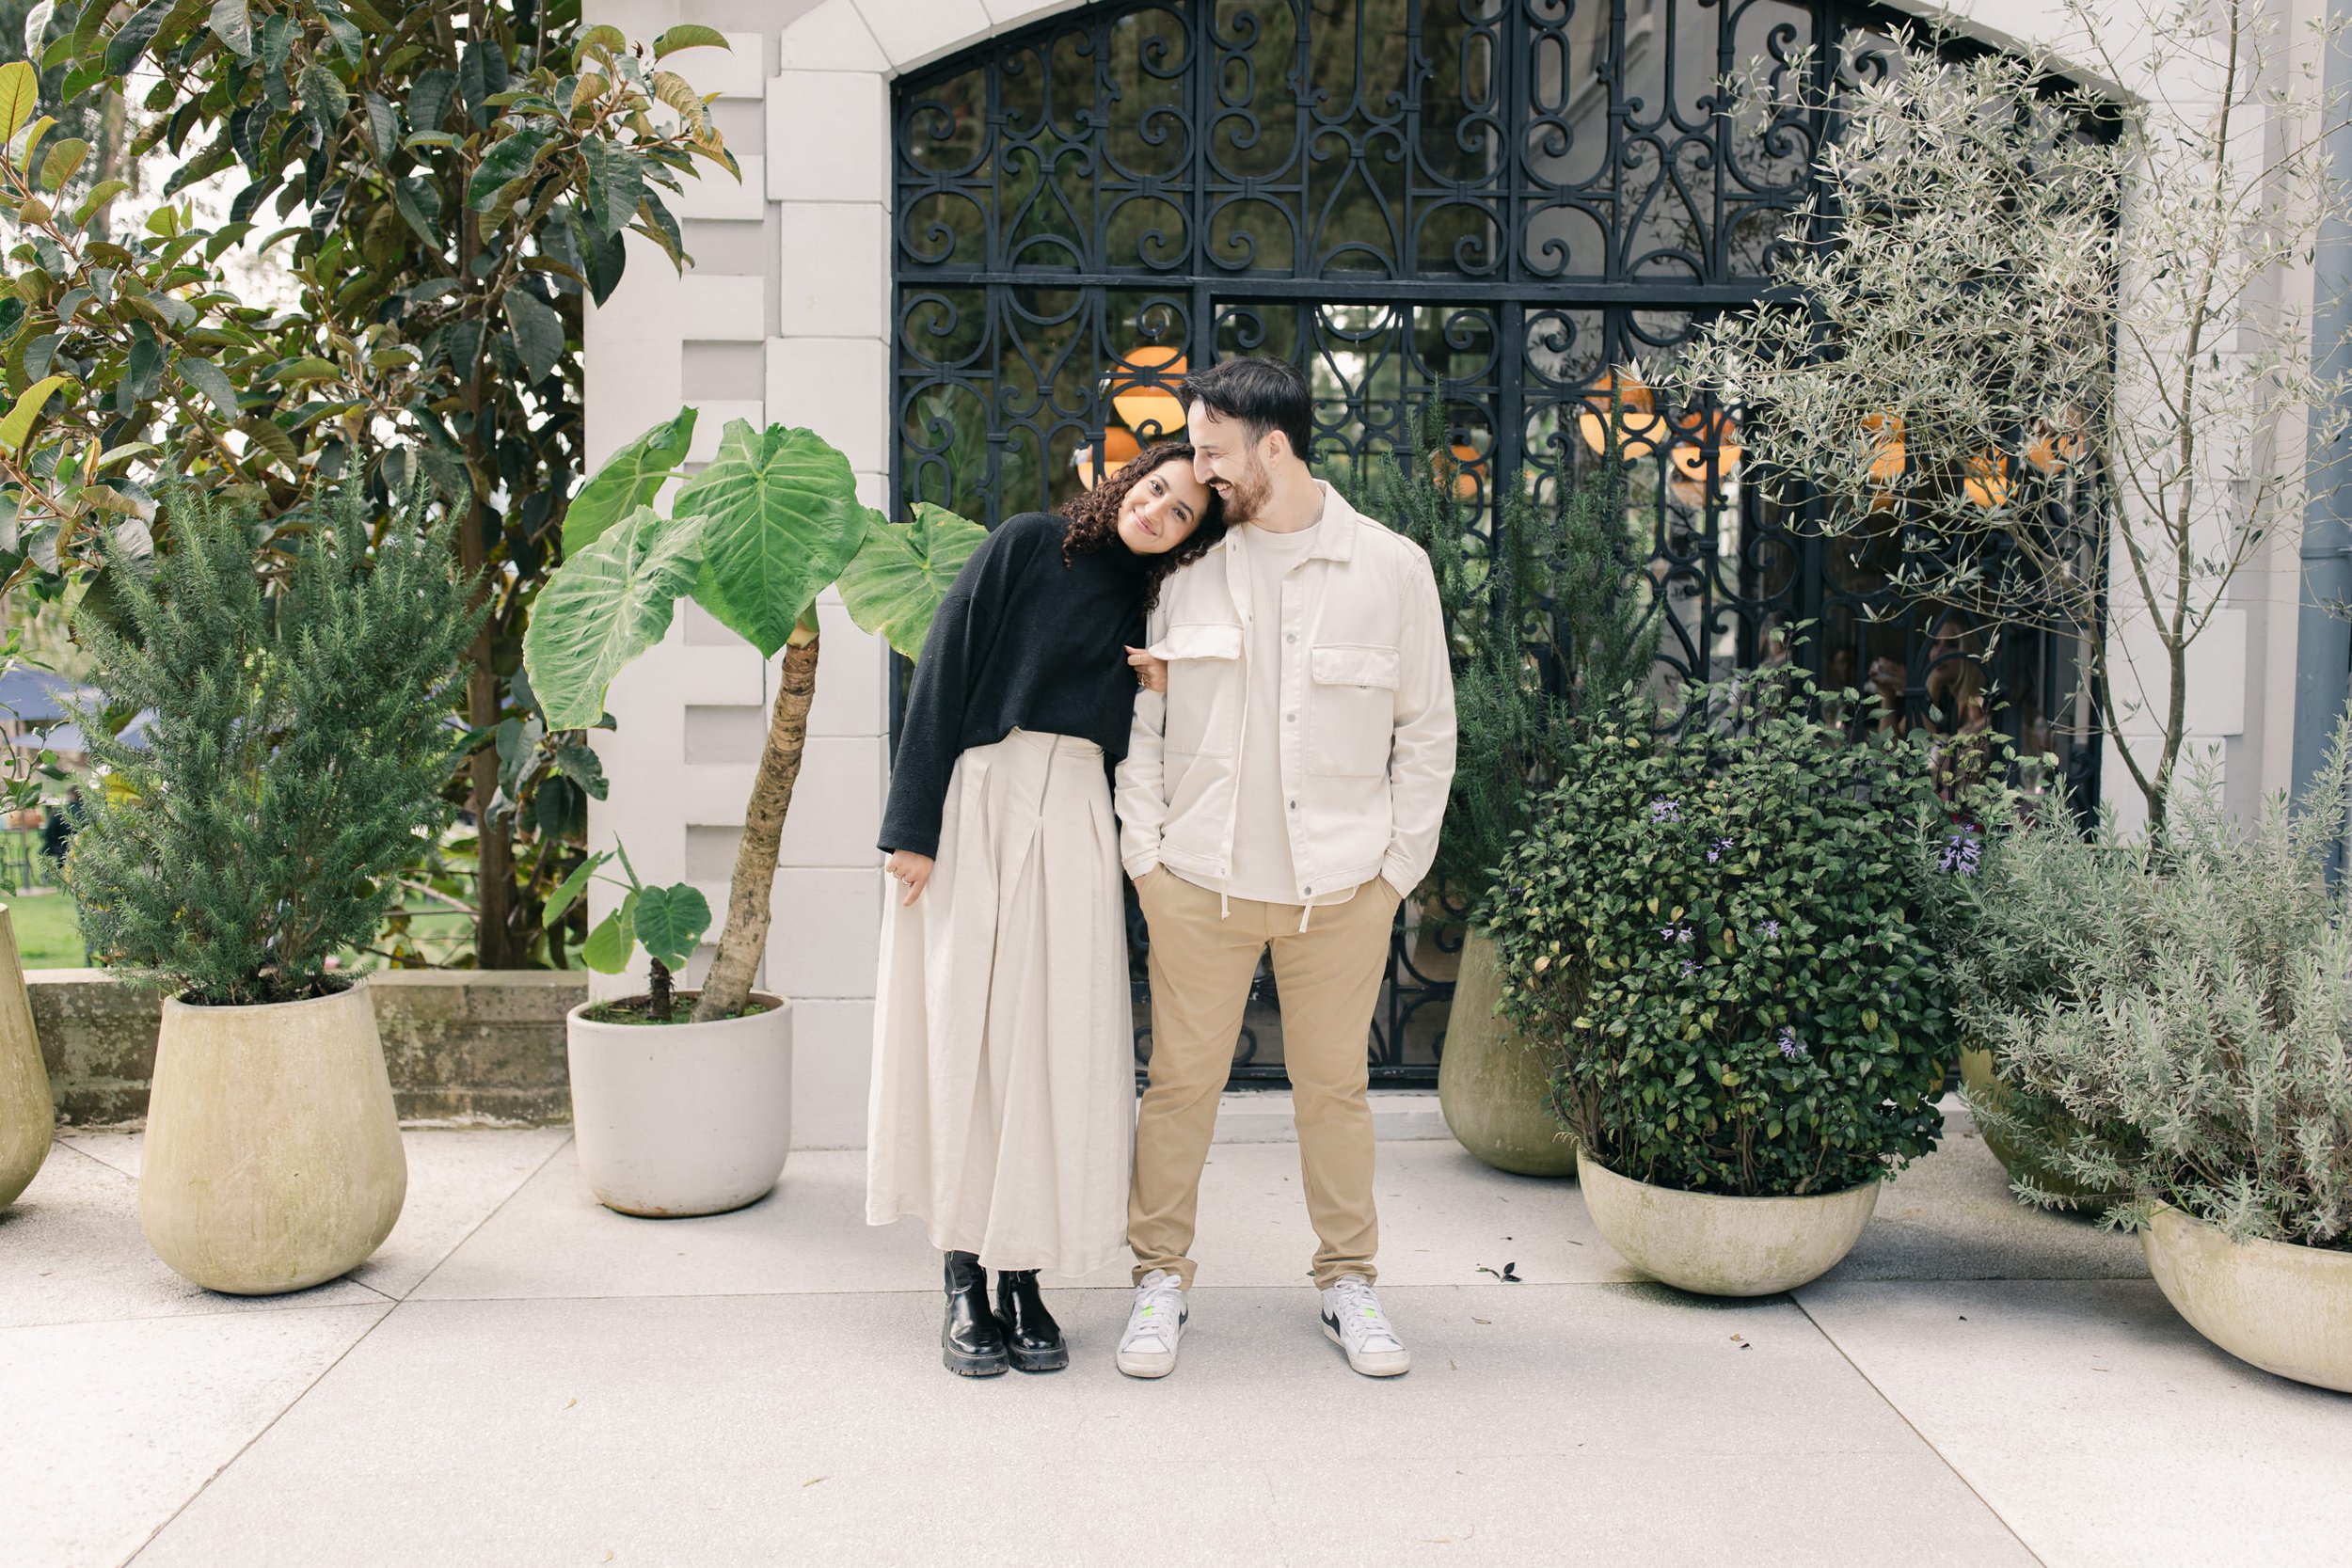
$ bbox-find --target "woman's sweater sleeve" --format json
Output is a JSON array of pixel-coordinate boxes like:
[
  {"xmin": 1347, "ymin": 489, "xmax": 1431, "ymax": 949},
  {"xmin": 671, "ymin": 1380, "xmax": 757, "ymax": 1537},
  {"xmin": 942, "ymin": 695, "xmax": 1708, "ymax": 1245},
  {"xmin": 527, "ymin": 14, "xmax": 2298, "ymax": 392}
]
[{"xmin": 876, "ymin": 519, "xmax": 1033, "ymax": 857}]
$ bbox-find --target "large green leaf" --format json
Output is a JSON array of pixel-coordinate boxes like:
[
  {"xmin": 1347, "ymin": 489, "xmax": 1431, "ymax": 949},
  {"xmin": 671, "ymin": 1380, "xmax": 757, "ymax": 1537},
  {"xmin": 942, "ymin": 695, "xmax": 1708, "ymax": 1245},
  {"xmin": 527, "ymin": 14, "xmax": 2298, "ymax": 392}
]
[
  {"xmin": 564, "ymin": 408, "xmax": 695, "ymax": 554},
  {"xmin": 523, "ymin": 504, "xmax": 704, "ymax": 729},
  {"xmin": 468, "ymin": 127, "xmax": 549, "ymax": 211},
  {"xmin": 176, "ymin": 355, "xmax": 239, "ymax": 417},
  {"xmin": 504, "ymin": 288, "xmax": 562, "ymax": 383},
  {"xmin": 652, "ymin": 24, "xmax": 729, "ymax": 59},
  {"xmin": 631, "ymin": 882, "xmax": 710, "ymax": 973},
  {"xmin": 0, "ymin": 374, "xmax": 74, "ymax": 451},
  {"xmin": 836, "ymin": 502, "xmax": 989, "ymax": 659},
  {"xmin": 0, "ymin": 61, "xmax": 37, "ymax": 142},
  {"xmin": 206, "ymin": 0, "xmax": 252, "ymax": 57},
  {"xmin": 542, "ymin": 849, "xmax": 609, "ymax": 929},
  {"xmin": 673, "ymin": 421, "xmax": 868, "ymax": 659},
  {"xmin": 581, "ymin": 890, "xmax": 637, "ymax": 974}
]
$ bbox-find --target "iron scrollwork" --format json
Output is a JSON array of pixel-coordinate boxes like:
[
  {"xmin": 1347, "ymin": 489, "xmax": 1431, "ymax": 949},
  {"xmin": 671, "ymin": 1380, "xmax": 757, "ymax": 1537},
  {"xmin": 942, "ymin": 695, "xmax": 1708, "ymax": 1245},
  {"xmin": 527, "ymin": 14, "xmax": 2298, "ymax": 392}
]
[{"xmin": 893, "ymin": 0, "xmax": 2096, "ymax": 1088}]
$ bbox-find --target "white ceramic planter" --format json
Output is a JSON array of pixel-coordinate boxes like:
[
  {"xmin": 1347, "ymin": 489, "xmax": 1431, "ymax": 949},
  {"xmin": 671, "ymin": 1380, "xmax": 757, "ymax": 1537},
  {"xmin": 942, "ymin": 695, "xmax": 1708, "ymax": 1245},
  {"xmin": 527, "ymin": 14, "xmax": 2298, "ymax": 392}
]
[
  {"xmin": 0, "ymin": 907, "xmax": 53, "ymax": 1210},
  {"xmin": 141, "ymin": 981, "xmax": 406, "ymax": 1294},
  {"xmin": 2142, "ymin": 1204, "xmax": 2352, "ymax": 1393},
  {"xmin": 1578, "ymin": 1149, "xmax": 1880, "ymax": 1296},
  {"xmin": 566, "ymin": 993, "xmax": 792, "ymax": 1217}
]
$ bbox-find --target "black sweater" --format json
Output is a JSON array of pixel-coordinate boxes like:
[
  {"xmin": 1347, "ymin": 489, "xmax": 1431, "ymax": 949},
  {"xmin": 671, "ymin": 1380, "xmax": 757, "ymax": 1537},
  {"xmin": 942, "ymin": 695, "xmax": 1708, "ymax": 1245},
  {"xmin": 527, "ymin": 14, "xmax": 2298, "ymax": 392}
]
[{"xmin": 878, "ymin": 510, "xmax": 1152, "ymax": 858}]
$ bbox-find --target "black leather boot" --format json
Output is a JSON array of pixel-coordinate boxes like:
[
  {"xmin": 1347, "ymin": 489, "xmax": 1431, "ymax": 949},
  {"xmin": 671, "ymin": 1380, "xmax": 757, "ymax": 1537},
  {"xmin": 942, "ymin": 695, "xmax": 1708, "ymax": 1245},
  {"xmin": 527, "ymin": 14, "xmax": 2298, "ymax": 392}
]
[
  {"xmin": 994, "ymin": 1269, "xmax": 1068, "ymax": 1373},
  {"xmin": 942, "ymin": 1251, "xmax": 1009, "ymax": 1377}
]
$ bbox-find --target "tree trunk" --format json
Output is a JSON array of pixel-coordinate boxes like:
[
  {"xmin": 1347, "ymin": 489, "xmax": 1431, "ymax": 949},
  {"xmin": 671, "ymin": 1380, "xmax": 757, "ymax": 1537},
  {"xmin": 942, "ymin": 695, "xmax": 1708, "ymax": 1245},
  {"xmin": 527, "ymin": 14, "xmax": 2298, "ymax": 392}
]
[
  {"xmin": 459, "ymin": 506, "xmax": 516, "ymax": 968},
  {"xmin": 694, "ymin": 634, "xmax": 820, "ymax": 1022}
]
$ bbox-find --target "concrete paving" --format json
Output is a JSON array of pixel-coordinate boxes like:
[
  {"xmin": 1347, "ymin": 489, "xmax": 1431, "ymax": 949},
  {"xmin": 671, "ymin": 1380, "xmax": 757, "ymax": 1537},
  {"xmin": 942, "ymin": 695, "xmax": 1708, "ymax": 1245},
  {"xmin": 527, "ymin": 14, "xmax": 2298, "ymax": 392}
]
[{"xmin": 1, "ymin": 1104, "xmax": 2345, "ymax": 1567}]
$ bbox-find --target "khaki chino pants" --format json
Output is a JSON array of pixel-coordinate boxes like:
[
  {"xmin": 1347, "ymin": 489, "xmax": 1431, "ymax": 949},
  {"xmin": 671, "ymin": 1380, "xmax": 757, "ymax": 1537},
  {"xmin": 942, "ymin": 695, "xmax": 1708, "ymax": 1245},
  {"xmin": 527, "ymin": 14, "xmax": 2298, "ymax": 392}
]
[{"xmin": 1129, "ymin": 871, "xmax": 1397, "ymax": 1289}]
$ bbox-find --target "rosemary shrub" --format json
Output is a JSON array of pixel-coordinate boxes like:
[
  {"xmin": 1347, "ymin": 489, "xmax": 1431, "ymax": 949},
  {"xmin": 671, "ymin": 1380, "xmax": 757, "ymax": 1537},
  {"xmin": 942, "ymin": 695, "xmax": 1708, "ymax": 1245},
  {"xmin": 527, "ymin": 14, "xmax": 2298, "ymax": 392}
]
[
  {"xmin": 66, "ymin": 487, "xmax": 480, "ymax": 1006},
  {"xmin": 1965, "ymin": 741, "xmax": 2352, "ymax": 1251},
  {"xmin": 1483, "ymin": 680, "xmax": 1955, "ymax": 1196}
]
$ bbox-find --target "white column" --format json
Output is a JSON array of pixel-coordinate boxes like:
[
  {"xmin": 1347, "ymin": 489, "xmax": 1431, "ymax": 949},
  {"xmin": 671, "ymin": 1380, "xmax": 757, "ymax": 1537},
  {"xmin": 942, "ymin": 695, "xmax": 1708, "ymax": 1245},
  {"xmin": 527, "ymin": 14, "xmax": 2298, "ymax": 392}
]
[{"xmin": 586, "ymin": 0, "xmax": 1090, "ymax": 1149}]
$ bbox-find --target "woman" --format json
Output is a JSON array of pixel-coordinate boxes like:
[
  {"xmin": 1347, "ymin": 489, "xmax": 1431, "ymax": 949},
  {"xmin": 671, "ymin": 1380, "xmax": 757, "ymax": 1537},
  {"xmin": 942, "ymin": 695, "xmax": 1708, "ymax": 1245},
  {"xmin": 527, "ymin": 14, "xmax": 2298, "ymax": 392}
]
[{"xmin": 867, "ymin": 445, "xmax": 1223, "ymax": 1378}]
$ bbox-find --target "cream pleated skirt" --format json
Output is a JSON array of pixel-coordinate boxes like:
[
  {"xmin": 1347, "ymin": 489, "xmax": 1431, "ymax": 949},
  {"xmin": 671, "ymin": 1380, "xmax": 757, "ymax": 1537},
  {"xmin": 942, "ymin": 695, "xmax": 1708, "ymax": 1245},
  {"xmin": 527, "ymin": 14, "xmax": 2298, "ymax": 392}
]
[{"xmin": 866, "ymin": 728, "xmax": 1135, "ymax": 1275}]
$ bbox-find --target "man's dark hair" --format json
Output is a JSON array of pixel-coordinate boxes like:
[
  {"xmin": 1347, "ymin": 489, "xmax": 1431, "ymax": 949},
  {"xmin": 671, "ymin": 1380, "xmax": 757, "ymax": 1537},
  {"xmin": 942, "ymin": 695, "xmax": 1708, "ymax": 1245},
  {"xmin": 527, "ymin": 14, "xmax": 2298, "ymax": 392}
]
[{"xmin": 1180, "ymin": 356, "xmax": 1313, "ymax": 465}]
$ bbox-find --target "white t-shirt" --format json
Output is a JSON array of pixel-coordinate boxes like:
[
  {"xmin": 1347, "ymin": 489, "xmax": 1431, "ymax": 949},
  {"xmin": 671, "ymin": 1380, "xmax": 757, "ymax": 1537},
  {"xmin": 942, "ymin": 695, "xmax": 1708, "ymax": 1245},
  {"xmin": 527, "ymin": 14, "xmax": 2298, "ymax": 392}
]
[{"xmin": 1223, "ymin": 520, "xmax": 1323, "ymax": 904}]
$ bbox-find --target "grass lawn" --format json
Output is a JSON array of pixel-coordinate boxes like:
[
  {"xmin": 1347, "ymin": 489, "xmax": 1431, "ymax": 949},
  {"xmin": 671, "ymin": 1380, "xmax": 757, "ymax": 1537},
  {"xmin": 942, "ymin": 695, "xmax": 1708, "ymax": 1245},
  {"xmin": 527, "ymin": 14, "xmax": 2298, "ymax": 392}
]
[
  {"xmin": 4, "ymin": 887, "xmax": 86, "ymax": 967},
  {"xmin": 0, "ymin": 823, "xmax": 518, "ymax": 973}
]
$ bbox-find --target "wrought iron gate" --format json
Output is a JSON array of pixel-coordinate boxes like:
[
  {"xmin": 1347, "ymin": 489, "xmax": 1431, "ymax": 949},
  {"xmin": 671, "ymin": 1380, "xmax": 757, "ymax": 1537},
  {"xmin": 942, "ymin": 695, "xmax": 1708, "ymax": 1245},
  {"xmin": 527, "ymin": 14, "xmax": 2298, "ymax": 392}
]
[{"xmin": 888, "ymin": 0, "xmax": 2095, "ymax": 1086}]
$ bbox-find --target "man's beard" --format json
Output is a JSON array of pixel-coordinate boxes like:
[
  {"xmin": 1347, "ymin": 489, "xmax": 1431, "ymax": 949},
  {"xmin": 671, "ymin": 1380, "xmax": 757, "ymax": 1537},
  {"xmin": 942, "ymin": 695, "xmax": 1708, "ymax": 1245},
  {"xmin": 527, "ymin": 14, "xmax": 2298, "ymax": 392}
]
[{"xmin": 1219, "ymin": 453, "xmax": 1272, "ymax": 523}]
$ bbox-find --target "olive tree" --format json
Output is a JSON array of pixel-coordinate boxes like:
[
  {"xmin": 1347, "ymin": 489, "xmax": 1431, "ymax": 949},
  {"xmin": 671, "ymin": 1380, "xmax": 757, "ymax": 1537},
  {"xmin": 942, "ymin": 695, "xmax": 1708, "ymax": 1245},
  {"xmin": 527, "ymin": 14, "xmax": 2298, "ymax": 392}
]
[{"xmin": 1682, "ymin": 6, "xmax": 2352, "ymax": 832}]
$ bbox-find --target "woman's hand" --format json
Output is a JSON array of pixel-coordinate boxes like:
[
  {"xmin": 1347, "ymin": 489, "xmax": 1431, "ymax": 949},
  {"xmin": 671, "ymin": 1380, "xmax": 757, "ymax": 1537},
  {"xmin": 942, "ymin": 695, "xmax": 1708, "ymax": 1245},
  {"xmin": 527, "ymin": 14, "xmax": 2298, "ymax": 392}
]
[
  {"xmin": 884, "ymin": 850, "xmax": 934, "ymax": 906},
  {"xmin": 1127, "ymin": 645, "xmax": 1168, "ymax": 694}
]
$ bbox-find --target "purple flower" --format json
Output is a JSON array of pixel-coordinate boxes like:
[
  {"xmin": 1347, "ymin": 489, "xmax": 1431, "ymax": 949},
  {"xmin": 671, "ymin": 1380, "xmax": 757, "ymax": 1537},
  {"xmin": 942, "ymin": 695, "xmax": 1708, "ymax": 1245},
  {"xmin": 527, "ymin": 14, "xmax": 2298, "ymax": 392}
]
[
  {"xmin": 1939, "ymin": 832, "xmax": 1981, "ymax": 876},
  {"xmin": 1659, "ymin": 923, "xmax": 1693, "ymax": 944},
  {"xmin": 1777, "ymin": 1026, "xmax": 1807, "ymax": 1063},
  {"xmin": 1648, "ymin": 797, "xmax": 1681, "ymax": 824},
  {"xmin": 1707, "ymin": 836, "xmax": 1733, "ymax": 864},
  {"xmin": 1758, "ymin": 919, "xmax": 1782, "ymax": 940},
  {"xmin": 1679, "ymin": 958, "xmax": 1700, "ymax": 979}
]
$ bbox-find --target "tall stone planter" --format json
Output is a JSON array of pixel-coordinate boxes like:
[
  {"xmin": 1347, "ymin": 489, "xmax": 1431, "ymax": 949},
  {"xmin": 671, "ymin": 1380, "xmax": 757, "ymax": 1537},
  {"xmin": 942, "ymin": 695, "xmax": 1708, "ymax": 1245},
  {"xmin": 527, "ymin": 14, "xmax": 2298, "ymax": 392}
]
[
  {"xmin": 1438, "ymin": 929, "xmax": 1577, "ymax": 1176},
  {"xmin": 1958, "ymin": 1046, "xmax": 2119, "ymax": 1210},
  {"xmin": 141, "ymin": 981, "xmax": 407, "ymax": 1294},
  {"xmin": 1409, "ymin": 889, "xmax": 1466, "ymax": 986},
  {"xmin": 2141, "ymin": 1205, "xmax": 2352, "ymax": 1393},
  {"xmin": 566, "ymin": 993, "xmax": 793, "ymax": 1217},
  {"xmin": 0, "ymin": 907, "xmax": 53, "ymax": 1210}
]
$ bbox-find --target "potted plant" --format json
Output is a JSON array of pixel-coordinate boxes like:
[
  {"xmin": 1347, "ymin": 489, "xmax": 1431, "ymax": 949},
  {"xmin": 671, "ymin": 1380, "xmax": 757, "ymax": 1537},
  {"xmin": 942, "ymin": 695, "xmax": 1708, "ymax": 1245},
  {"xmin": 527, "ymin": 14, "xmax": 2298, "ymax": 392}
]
[
  {"xmin": 1966, "ymin": 734, "xmax": 2352, "ymax": 1392},
  {"xmin": 523, "ymin": 410, "xmax": 979, "ymax": 1216},
  {"xmin": 1915, "ymin": 796, "xmax": 2124, "ymax": 1211},
  {"xmin": 0, "ymin": 905, "xmax": 51, "ymax": 1210},
  {"xmin": 1484, "ymin": 679, "xmax": 1953, "ymax": 1293},
  {"xmin": 1365, "ymin": 402, "xmax": 1657, "ymax": 1177},
  {"xmin": 64, "ymin": 487, "xmax": 479, "ymax": 1293}
]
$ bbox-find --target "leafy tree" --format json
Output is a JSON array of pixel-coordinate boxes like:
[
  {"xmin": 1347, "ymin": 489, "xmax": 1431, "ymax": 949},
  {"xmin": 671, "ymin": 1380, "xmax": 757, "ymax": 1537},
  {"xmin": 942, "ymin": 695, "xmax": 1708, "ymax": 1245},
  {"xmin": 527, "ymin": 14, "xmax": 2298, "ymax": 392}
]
[
  {"xmin": 1684, "ymin": 9, "xmax": 2352, "ymax": 832},
  {"xmin": 0, "ymin": 2, "xmax": 738, "ymax": 965}
]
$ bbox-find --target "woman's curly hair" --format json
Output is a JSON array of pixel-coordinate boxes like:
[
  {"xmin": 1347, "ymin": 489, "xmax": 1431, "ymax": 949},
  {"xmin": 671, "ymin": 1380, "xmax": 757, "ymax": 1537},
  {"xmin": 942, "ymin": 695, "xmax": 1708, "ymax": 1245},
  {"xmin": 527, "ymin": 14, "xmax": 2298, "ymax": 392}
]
[{"xmin": 1060, "ymin": 443, "xmax": 1226, "ymax": 613}]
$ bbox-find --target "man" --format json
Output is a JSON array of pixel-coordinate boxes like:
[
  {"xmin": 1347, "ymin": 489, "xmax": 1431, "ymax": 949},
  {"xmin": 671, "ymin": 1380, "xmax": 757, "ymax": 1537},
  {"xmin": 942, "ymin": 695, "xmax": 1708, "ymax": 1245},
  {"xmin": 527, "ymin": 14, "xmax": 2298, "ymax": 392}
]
[{"xmin": 1112, "ymin": 356, "xmax": 1455, "ymax": 1379}]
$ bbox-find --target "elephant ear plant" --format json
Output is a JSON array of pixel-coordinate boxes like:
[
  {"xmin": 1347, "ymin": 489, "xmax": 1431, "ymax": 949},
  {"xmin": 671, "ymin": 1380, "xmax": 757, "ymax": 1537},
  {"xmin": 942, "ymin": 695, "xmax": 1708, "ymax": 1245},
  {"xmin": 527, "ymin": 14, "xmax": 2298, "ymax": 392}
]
[{"xmin": 524, "ymin": 411, "xmax": 983, "ymax": 1023}]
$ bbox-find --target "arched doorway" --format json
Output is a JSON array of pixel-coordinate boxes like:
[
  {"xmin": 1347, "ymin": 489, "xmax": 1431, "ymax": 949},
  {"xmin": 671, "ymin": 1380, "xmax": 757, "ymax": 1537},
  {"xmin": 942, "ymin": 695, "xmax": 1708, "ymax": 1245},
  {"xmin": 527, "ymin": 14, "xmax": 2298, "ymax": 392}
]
[{"xmin": 889, "ymin": 0, "xmax": 2094, "ymax": 1085}]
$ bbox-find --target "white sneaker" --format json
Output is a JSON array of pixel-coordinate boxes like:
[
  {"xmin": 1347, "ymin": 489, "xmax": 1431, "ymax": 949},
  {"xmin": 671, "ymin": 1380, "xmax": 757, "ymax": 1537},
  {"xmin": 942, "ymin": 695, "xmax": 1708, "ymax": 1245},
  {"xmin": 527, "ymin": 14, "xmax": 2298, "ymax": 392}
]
[
  {"xmin": 1116, "ymin": 1270, "xmax": 1188, "ymax": 1379},
  {"xmin": 1319, "ymin": 1276, "xmax": 1410, "ymax": 1377}
]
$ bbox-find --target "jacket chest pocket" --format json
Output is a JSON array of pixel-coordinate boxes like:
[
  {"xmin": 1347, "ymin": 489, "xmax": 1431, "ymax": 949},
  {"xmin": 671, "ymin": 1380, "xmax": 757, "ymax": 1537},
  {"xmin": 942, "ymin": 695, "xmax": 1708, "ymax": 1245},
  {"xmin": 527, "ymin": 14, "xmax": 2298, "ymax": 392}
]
[
  {"xmin": 1308, "ymin": 643, "xmax": 1398, "ymax": 776},
  {"xmin": 1155, "ymin": 621, "xmax": 1244, "ymax": 758}
]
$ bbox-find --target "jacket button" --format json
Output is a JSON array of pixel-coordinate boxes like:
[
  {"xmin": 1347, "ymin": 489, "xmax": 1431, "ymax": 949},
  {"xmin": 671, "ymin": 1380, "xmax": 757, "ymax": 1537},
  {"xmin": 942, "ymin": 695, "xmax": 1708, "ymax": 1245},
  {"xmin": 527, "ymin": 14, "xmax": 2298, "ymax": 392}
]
[
  {"xmin": 1285, "ymin": 712, "xmax": 1295, "ymax": 722},
  {"xmin": 1288, "ymin": 800, "xmax": 1297, "ymax": 810}
]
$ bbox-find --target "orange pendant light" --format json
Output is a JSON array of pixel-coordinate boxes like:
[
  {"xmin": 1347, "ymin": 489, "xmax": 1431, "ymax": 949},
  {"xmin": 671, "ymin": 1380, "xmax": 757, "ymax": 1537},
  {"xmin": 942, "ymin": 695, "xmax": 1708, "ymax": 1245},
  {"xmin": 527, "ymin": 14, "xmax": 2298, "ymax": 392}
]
[{"xmin": 1107, "ymin": 345, "xmax": 1188, "ymax": 437}]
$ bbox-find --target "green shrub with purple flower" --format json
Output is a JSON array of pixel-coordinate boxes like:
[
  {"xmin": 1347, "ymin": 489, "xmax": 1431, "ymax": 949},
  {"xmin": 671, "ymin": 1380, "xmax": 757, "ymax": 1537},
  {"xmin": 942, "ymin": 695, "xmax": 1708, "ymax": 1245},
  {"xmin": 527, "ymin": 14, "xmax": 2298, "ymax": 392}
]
[{"xmin": 1482, "ymin": 676, "xmax": 1959, "ymax": 1196}]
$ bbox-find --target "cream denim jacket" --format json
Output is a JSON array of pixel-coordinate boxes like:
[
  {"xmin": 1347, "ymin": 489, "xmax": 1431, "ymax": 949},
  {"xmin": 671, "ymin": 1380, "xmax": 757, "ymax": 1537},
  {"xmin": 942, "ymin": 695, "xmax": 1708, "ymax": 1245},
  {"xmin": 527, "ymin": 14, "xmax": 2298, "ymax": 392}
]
[{"xmin": 1115, "ymin": 481, "xmax": 1456, "ymax": 912}]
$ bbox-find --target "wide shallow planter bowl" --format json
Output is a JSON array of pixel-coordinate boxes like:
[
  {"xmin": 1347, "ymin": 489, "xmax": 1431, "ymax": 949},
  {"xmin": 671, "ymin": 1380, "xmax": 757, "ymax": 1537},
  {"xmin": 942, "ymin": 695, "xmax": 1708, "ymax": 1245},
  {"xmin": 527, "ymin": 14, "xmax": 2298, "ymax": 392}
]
[
  {"xmin": 567, "ymin": 993, "xmax": 792, "ymax": 1217},
  {"xmin": 0, "ymin": 906, "xmax": 52, "ymax": 1209},
  {"xmin": 2141, "ymin": 1204, "xmax": 2352, "ymax": 1393},
  {"xmin": 1438, "ymin": 930, "xmax": 1577, "ymax": 1177},
  {"xmin": 1578, "ymin": 1149, "xmax": 1880, "ymax": 1296},
  {"xmin": 141, "ymin": 981, "xmax": 406, "ymax": 1294}
]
